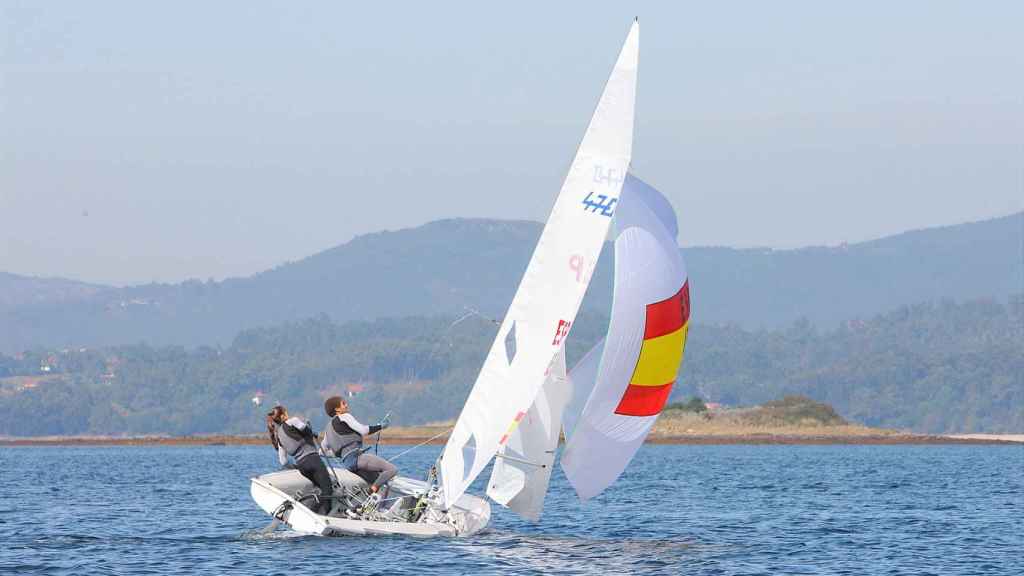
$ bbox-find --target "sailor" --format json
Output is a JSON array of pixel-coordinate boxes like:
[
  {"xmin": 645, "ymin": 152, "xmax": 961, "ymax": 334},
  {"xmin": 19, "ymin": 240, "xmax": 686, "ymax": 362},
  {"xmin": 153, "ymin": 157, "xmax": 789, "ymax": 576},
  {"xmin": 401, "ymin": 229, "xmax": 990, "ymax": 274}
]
[
  {"xmin": 322, "ymin": 396, "xmax": 397, "ymax": 495},
  {"xmin": 265, "ymin": 405, "xmax": 334, "ymax": 515}
]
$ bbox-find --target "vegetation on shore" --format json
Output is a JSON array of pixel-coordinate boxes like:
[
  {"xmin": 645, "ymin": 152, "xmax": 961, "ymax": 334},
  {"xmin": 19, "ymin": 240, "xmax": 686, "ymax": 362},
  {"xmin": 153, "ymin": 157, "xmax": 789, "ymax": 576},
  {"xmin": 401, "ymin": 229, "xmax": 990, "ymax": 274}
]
[
  {"xmin": 6, "ymin": 397, "xmax": 1017, "ymax": 445},
  {"xmin": 0, "ymin": 297, "xmax": 1020, "ymax": 436},
  {"xmin": 654, "ymin": 395, "xmax": 879, "ymax": 438}
]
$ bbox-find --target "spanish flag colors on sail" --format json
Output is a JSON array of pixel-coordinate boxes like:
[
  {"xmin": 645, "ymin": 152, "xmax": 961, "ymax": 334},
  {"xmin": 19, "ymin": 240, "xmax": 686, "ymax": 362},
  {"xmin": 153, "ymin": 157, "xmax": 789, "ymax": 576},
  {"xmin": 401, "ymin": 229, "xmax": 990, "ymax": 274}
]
[
  {"xmin": 561, "ymin": 173, "xmax": 690, "ymax": 502},
  {"xmin": 614, "ymin": 280, "xmax": 690, "ymax": 416}
]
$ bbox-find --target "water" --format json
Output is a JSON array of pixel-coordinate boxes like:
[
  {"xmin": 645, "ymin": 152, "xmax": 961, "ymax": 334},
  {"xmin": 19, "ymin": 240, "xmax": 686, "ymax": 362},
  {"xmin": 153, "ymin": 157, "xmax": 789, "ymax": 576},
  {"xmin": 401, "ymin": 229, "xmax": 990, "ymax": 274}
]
[{"xmin": 1, "ymin": 444, "xmax": 1021, "ymax": 575}]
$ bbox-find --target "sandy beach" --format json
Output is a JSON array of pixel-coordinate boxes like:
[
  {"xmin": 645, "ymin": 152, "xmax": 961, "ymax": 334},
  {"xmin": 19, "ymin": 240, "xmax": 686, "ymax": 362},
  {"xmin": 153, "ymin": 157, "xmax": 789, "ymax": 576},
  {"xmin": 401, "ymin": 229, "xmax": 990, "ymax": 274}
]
[{"xmin": 943, "ymin": 434, "xmax": 1024, "ymax": 443}]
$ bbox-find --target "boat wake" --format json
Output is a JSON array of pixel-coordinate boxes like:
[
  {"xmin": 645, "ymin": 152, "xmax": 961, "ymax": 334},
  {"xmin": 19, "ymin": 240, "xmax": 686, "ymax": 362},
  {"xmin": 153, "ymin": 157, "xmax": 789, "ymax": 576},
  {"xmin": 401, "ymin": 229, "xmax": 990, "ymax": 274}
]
[{"xmin": 238, "ymin": 527, "xmax": 312, "ymax": 541}]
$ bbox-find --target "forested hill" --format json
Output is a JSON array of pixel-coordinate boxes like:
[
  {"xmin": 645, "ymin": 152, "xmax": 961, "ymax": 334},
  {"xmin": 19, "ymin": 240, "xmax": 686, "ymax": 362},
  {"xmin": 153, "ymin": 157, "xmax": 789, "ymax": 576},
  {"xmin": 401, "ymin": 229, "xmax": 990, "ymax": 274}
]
[
  {"xmin": 1, "ymin": 212, "xmax": 1021, "ymax": 352},
  {"xmin": 689, "ymin": 210, "xmax": 1023, "ymax": 329},
  {"xmin": 1, "ymin": 296, "xmax": 1020, "ymax": 436}
]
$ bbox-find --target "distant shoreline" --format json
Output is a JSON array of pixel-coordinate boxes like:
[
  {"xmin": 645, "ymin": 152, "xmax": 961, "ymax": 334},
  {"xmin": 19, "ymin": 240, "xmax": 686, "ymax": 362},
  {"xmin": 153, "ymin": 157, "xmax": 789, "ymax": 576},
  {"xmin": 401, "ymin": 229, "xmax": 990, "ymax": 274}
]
[{"xmin": 2, "ymin": 432, "xmax": 1020, "ymax": 447}]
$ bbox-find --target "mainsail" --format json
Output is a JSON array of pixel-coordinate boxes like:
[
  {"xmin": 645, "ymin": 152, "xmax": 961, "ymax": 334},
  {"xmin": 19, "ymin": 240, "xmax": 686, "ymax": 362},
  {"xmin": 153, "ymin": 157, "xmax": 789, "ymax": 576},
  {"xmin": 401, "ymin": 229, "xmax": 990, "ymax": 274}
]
[
  {"xmin": 439, "ymin": 21, "xmax": 639, "ymax": 509},
  {"xmin": 561, "ymin": 174, "xmax": 690, "ymax": 501}
]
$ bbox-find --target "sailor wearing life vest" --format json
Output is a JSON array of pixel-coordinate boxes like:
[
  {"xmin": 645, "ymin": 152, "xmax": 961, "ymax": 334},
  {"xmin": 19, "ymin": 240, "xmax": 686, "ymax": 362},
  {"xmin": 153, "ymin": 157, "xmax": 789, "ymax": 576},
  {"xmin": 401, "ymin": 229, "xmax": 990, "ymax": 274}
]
[
  {"xmin": 322, "ymin": 396, "xmax": 398, "ymax": 495},
  {"xmin": 266, "ymin": 405, "xmax": 334, "ymax": 515}
]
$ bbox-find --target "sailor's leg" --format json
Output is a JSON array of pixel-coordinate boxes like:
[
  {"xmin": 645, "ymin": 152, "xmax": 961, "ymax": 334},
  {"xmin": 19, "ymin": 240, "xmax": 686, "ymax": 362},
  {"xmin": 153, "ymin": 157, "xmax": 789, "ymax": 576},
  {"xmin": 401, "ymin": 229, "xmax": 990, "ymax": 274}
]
[
  {"xmin": 356, "ymin": 453, "xmax": 398, "ymax": 491},
  {"xmin": 295, "ymin": 460, "xmax": 317, "ymax": 485},
  {"xmin": 353, "ymin": 468, "xmax": 377, "ymax": 485},
  {"xmin": 297, "ymin": 455, "xmax": 334, "ymax": 515},
  {"xmin": 312, "ymin": 461, "xmax": 335, "ymax": 515}
]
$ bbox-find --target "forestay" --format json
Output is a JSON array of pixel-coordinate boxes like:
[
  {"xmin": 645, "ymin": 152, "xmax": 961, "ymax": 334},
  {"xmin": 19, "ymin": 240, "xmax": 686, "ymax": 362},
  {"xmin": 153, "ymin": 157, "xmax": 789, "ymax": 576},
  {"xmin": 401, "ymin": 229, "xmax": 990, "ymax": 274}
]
[
  {"xmin": 561, "ymin": 174, "xmax": 690, "ymax": 501},
  {"xmin": 439, "ymin": 21, "xmax": 640, "ymax": 509}
]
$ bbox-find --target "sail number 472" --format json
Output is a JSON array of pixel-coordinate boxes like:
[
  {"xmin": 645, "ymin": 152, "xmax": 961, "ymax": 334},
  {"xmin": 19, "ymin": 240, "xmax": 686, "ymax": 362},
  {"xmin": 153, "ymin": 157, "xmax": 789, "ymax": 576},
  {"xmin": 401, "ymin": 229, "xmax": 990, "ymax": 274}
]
[{"xmin": 582, "ymin": 192, "xmax": 617, "ymax": 217}]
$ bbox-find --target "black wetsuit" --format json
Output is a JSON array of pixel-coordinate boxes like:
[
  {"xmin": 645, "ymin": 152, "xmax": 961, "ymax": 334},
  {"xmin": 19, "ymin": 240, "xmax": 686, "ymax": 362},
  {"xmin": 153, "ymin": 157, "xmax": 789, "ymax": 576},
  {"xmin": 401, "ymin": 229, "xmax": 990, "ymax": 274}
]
[{"xmin": 276, "ymin": 419, "xmax": 333, "ymax": 515}]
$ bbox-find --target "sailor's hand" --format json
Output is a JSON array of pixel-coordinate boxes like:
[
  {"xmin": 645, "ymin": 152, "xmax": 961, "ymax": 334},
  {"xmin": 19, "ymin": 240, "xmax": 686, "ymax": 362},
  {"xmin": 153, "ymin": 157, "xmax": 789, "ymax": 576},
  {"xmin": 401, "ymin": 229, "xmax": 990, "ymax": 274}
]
[{"xmin": 378, "ymin": 414, "xmax": 391, "ymax": 430}]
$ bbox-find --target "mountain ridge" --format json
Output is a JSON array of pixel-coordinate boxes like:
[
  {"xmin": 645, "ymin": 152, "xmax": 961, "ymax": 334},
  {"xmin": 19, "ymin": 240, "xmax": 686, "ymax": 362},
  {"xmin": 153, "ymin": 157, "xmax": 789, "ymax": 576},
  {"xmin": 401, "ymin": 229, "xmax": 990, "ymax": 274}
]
[
  {"xmin": 6, "ymin": 210, "xmax": 1018, "ymax": 289},
  {"xmin": 1, "ymin": 211, "xmax": 1020, "ymax": 353}
]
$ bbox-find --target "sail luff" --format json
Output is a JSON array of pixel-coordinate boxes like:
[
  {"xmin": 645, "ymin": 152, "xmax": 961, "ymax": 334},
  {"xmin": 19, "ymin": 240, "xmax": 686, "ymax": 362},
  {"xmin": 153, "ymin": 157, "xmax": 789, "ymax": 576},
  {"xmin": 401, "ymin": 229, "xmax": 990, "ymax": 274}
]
[{"xmin": 439, "ymin": 21, "xmax": 639, "ymax": 509}]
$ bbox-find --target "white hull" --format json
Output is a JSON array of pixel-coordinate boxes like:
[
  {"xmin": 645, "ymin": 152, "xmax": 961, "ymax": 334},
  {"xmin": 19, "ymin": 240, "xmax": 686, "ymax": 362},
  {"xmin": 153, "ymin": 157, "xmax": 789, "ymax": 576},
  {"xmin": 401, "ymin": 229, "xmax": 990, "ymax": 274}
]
[{"xmin": 250, "ymin": 466, "xmax": 490, "ymax": 538}]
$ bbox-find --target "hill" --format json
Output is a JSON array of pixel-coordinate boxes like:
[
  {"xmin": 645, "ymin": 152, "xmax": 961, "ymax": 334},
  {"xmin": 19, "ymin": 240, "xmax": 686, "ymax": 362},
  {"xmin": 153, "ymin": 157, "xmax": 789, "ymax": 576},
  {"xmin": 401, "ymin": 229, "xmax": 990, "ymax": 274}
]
[
  {"xmin": 693, "ymin": 210, "xmax": 1024, "ymax": 329},
  {"xmin": 1, "ymin": 211, "xmax": 1020, "ymax": 352},
  {"xmin": 0, "ymin": 272, "xmax": 110, "ymax": 312},
  {"xmin": 0, "ymin": 296, "xmax": 1019, "ymax": 436},
  {"xmin": 652, "ymin": 395, "xmax": 893, "ymax": 439},
  {"xmin": 678, "ymin": 297, "xmax": 1024, "ymax": 433}
]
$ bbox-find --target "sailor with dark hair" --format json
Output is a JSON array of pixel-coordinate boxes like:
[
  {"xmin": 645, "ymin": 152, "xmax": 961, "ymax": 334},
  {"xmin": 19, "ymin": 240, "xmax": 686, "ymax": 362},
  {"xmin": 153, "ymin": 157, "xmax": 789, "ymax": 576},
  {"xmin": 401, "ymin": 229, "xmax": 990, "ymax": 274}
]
[
  {"xmin": 322, "ymin": 396, "xmax": 398, "ymax": 495},
  {"xmin": 266, "ymin": 405, "xmax": 333, "ymax": 515}
]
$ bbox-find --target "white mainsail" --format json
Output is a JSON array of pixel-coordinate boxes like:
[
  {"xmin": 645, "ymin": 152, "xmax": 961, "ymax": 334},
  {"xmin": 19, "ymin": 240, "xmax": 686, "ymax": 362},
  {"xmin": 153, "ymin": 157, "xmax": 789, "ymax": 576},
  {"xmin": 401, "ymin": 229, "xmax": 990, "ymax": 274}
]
[
  {"xmin": 561, "ymin": 174, "xmax": 690, "ymax": 501},
  {"xmin": 485, "ymin": 348, "xmax": 569, "ymax": 521},
  {"xmin": 439, "ymin": 20, "xmax": 639, "ymax": 509}
]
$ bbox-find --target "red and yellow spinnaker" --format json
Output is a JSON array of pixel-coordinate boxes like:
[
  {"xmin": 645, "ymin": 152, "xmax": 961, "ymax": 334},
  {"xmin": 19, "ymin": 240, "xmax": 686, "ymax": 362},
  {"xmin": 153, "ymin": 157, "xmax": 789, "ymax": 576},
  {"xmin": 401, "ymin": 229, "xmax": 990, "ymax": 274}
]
[
  {"xmin": 561, "ymin": 173, "xmax": 691, "ymax": 502},
  {"xmin": 614, "ymin": 280, "xmax": 690, "ymax": 416}
]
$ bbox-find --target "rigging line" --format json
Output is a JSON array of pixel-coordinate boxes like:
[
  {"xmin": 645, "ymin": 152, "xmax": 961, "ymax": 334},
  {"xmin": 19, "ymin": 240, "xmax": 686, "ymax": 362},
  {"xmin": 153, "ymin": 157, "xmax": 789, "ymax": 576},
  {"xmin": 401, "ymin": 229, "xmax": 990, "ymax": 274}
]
[
  {"xmin": 318, "ymin": 440, "xmax": 345, "ymax": 494},
  {"xmin": 400, "ymin": 303, "xmax": 499, "ymax": 401},
  {"xmin": 494, "ymin": 451, "xmax": 547, "ymax": 469},
  {"xmin": 402, "ymin": 306, "xmax": 482, "ymax": 388},
  {"xmin": 460, "ymin": 305, "xmax": 501, "ymax": 326},
  {"xmin": 321, "ymin": 453, "xmax": 342, "ymax": 487},
  {"xmin": 374, "ymin": 411, "xmax": 391, "ymax": 455},
  {"xmin": 447, "ymin": 310, "xmax": 478, "ymax": 330},
  {"xmin": 389, "ymin": 427, "xmax": 454, "ymax": 462},
  {"xmin": 421, "ymin": 305, "xmax": 499, "ymax": 367},
  {"xmin": 464, "ymin": 445, "xmax": 547, "ymax": 468},
  {"xmin": 394, "ymin": 305, "xmax": 498, "ymax": 438}
]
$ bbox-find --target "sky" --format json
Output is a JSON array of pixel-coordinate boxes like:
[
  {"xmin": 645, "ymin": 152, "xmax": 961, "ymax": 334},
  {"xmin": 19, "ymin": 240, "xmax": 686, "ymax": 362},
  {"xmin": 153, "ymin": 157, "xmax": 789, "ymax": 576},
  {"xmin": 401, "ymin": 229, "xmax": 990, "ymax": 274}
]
[{"xmin": 2, "ymin": 1, "xmax": 1022, "ymax": 286}]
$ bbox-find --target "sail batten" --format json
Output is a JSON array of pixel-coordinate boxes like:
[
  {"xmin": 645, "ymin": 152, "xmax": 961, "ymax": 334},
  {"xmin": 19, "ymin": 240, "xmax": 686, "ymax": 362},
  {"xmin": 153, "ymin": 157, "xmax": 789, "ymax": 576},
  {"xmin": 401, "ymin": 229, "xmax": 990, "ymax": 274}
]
[{"xmin": 439, "ymin": 21, "xmax": 639, "ymax": 509}]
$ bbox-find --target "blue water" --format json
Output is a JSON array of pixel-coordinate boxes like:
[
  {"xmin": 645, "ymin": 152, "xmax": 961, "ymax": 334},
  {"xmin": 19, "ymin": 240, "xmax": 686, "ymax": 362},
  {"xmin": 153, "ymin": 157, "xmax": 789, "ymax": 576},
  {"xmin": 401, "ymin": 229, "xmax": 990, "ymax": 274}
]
[{"xmin": 1, "ymin": 444, "xmax": 1021, "ymax": 575}]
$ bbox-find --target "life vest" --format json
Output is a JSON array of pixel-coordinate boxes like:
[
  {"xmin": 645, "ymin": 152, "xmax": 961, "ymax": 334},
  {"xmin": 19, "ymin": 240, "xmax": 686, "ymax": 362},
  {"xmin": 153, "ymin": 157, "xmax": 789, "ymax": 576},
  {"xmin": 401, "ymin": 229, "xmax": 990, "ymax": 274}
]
[
  {"xmin": 323, "ymin": 415, "xmax": 364, "ymax": 460},
  {"xmin": 276, "ymin": 420, "xmax": 318, "ymax": 462}
]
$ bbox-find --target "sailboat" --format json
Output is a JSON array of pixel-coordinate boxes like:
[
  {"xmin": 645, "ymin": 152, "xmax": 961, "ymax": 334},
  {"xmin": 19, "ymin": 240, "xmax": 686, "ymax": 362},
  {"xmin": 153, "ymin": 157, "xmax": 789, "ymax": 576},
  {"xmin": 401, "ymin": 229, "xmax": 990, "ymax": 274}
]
[{"xmin": 250, "ymin": 18, "xmax": 690, "ymax": 537}]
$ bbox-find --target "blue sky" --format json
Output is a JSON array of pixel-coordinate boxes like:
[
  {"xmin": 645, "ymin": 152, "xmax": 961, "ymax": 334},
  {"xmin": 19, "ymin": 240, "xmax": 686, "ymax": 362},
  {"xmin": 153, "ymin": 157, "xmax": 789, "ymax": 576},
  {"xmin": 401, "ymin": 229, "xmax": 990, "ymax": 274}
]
[{"xmin": 2, "ymin": 1, "xmax": 1022, "ymax": 285}]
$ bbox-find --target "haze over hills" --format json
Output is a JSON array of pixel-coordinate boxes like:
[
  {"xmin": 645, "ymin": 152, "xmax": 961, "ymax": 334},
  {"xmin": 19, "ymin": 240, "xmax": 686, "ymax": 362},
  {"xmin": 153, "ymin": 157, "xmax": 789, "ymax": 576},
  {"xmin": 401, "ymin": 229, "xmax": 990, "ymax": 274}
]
[
  {"xmin": 0, "ymin": 272, "xmax": 108, "ymax": 312},
  {"xmin": 1, "ymin": 211, "xmax": 1020, "ymax": 353}
]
